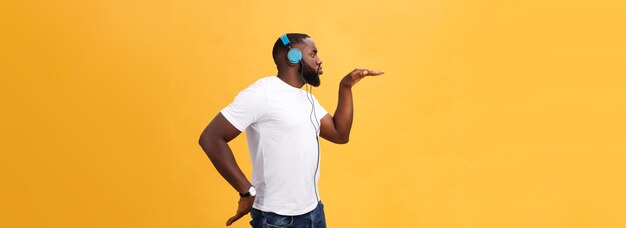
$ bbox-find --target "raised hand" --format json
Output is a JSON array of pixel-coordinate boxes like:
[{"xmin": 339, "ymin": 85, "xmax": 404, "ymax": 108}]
[{"xmin": 340, "ymin": 68, "xmax": 384, "ymax": 88}]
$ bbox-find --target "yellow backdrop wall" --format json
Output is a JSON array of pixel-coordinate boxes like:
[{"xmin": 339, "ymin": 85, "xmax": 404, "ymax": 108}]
[{"xmin": 1, "ymin": 0, "xmax": 625, "ymax": 227}]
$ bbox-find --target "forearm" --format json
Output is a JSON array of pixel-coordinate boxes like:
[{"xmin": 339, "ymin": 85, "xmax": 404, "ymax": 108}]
[
  {"xmin": 333, "ymin": 84, "xmax": 354, "ymax": 142},
  {"xmin": 199, "ymin": 136, "xmax": 251, "ymax": 193}
]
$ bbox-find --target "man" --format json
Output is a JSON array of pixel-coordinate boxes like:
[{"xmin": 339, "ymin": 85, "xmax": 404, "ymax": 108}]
[{"xmin": 198, "ymin": 33, "xmax": 383, "ymax": 227}]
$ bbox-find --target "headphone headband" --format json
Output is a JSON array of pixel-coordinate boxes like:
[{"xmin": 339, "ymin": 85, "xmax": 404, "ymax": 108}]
[{"xmin": 280, "ymin": 34, "xmax": 291, "ymax": 46}]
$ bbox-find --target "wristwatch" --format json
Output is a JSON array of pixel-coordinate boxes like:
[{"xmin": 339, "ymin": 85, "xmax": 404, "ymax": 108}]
[{"xmin": 239, "ymin": 185, "xmax": 256, "ymax": 198}]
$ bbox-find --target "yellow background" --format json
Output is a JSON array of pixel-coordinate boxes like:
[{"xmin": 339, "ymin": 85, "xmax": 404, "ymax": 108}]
[{"xmin": 2, "ymin": 0, "xmax": 625, "ymax": 227}]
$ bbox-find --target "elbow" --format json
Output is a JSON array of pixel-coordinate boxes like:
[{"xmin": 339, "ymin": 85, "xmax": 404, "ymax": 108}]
[
  {"xmin": 199, "ymin": 134, "xmax": 219, "ymax": 160},
  {"xmin": 336, "ymin": 136, "xmax": 349, "ymax": 144},
  {"xmin": 198, "ymin": 131, "xmax": 208, "ymax": 146},
  {"xmin": 198, "ymin": 133, "xmax": 213, "ymax": 150},
  {"xmin": 198, "ymin": 136, "xmax": 205, "ymax": 147},
  {"xmin": 198, "ymin": 134, "xmax": 208, "ymax": 148}
]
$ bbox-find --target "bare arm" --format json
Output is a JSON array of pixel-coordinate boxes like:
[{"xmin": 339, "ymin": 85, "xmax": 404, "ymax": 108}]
[
  {"xmin": 198, "ymin": 113, "xmax": 255, "ymax": 226},
  {"xmin": 320, "ymin": 68, "xmax": 384, "ymax": 144},
  {"xmin": 198, "ymin": 113, "xmax": 251, "ymax": 193}
]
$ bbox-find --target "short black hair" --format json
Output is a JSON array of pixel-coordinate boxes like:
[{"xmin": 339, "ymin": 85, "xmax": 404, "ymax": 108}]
[{"xmin": 272, "ymin": 33, "xmax": 310, "ymax": 67}]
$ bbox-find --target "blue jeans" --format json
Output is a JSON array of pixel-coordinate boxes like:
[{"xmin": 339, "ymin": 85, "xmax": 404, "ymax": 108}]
[{"xmin": 249, "ymin": 201, "xmax": 327, "ymax": 228}]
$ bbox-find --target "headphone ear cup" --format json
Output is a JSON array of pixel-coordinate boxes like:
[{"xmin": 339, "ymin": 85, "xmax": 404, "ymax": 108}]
[{"xmin": 287, "ymin": 48, "xmax": 303, "ymax": 64}]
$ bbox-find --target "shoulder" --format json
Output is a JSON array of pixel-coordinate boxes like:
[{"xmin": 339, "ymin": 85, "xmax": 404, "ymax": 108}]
[{"xmin": 238, "ymin": 76, "xmax": 273, "ymax": 95}]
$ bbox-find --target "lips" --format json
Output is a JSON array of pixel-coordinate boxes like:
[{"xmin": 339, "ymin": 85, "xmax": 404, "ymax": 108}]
[{"xmin": 318, "ymin": 66, "xmax": 323, "ymax": 75}]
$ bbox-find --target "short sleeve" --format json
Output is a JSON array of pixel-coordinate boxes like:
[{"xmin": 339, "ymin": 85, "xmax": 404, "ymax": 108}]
[
  {"xmin": 220, "ymin": 83, "xmax": 267, "ymax": 132},
  {"xmin": 312, "ymin": 94, "xmax": 329, "ymax": 122}
]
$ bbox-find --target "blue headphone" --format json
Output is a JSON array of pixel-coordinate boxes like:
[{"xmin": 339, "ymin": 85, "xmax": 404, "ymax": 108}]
[{"xmin": 280, "ymin": 34, "xmax": 303, "ymax": 64}]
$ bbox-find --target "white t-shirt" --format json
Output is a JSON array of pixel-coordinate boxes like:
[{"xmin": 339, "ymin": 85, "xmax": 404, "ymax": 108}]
[{"xmin": 220, "ymin": 76, "xmax": 328, "ymax": 216}]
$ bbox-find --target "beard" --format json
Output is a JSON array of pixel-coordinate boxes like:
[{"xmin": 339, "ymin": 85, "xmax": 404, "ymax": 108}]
[{"xmin": 301, "ymin": 62, "xmax": 321, "ymax": 87}]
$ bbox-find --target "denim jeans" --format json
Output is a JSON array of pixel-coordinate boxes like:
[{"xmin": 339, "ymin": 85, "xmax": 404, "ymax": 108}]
[{"xmin": 249, "ymin": 201, "xmax": 326, "ymax": 228}]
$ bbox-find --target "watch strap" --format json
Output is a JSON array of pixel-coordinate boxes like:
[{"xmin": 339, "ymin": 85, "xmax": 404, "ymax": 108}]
[
  {"xmin": 239, "ymin": 185, "xmax": 255, "ymax": 198},
  {"xmin": 239, "ymin": 191, "xmax": 253, "ymax": 197}
]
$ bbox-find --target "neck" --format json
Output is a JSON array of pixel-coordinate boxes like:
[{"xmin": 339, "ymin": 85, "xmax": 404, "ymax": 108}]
[{"xmin": 277, "ymin": 69, "xmax": 306, "ymax": 89}]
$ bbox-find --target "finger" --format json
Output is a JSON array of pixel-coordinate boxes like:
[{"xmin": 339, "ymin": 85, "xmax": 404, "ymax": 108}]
[
  {"xmin": 367, "ymin": 71, "xmax": 384, "ymax": 76},
  {"xmin": 226, "ymin": 216, "xmax": 233, "ymax": 226},
  {"xmin": 226, "ymin": 216, "xmax": 234, "ymax": 226},
  {"xmin": 361, "ymin": 69, "xmax": 384, "ymax": 76},
  {"xmin": 226, "ymin": 214, "xmax": 242, "ymax": 226},
  {"xmin": 357, "ymin": 69, "xmax": 385, "ymax": 76},
  {"xmin": 351, "ymin": 68, "xmax": 383, "ymax": 78}
]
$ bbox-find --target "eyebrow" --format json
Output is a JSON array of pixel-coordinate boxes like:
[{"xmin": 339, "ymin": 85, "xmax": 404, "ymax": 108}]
[{"xmin": 312, "ymin": 49, "xmax": 318, "ymax": 54}]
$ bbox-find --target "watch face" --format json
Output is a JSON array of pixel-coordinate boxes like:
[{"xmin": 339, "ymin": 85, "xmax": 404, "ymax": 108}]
[{"xmin": 249, "ymin": 186, "xmax": 256, "ymax": 196}]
